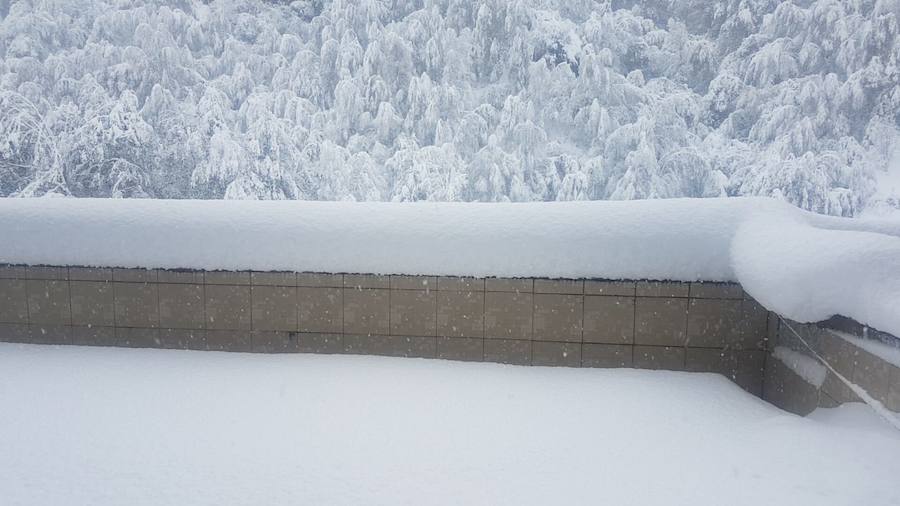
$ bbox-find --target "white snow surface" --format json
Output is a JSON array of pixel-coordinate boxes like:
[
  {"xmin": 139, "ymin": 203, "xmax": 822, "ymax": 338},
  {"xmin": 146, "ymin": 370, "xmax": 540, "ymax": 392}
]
[
  {"xmin": 772, "ymin": 346, "xmax": 827, "ymax": 388},
  {"xmin": 0, "ymin": 343, "xmax": 898, "ymax": 506},
  {"xmin": 1, "ymin": 196, "xmax": 899, "ymax": 336}
]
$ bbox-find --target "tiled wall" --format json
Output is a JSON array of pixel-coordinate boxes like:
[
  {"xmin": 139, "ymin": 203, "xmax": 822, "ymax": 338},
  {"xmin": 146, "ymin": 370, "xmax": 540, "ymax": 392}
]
[
  {"xmin": 764, "ymin": 318, "xmax": 900, "ymax": 415},
  {"xmin": 0, "ymin": 265, "xmax": 772, "ymax": 395}
]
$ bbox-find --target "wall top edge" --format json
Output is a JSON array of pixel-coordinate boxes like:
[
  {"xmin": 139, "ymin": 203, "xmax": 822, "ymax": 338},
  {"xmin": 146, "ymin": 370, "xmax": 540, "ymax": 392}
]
[{"xmin": 0, "ymin": 263, "xmax": 742, "ymax": 285}]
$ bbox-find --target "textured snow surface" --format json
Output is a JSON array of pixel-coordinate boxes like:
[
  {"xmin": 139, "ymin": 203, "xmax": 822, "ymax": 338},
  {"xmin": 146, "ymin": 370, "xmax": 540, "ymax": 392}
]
[
  {"xmin": 772, "ymin": 346, "xmax": 827, "ymax": 388},
  {"xmin": 0, "ymin": 344, "xmax": 898, "ymax": 506},
  {"xmin": 2, "ymin": 196, "xmax": 900, "ymax": 335}
]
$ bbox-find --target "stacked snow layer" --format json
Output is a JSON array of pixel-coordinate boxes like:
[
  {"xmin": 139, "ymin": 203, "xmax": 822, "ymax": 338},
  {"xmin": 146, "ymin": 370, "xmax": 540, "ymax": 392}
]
[{"xmin": 0, "ymin": 197, "xmax": 898, "ymax": 336}]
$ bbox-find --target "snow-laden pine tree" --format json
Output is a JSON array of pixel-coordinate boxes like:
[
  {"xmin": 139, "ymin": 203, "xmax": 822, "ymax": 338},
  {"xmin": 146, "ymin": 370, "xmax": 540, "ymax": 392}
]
[{"xmin": 0, "ymin": 0, "xmax": 898, "ymax": 215}]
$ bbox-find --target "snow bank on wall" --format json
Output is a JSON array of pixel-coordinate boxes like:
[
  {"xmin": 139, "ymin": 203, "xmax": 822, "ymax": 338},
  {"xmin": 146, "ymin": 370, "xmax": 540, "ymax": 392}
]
[
  {"xmin": 0, "ymin": 197, "xmax": 778, "ymax": 279},
  {"xmin": 732, "ymin": 213, "xmax": 900, "ymax": 340},
  {"xmin": 0, "ymin": 196, "xmax": 898, "ymax": 336}
]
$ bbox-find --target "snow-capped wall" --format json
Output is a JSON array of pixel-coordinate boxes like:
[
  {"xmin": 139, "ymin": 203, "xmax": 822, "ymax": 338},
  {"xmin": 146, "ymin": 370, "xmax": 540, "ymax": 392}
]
[{"xmin": 0, "ymin": 196, "xmax": 898, "ymax": 336}]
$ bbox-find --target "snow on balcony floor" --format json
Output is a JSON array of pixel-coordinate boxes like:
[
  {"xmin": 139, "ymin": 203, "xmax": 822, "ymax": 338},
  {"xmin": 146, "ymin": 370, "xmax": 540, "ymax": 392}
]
[{"xmin": 0, "ymin": 343, "xmax": 897, "ymax": 506}]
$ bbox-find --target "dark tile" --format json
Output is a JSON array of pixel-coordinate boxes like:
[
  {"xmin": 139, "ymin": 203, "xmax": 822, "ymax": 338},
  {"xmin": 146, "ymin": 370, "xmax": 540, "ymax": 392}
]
[
  {"xmin": 436, "ymin": 337, "xmax": 483, "ymax": 362},
  {"xmin": 27, "ymin": 280, "xmax": 71, "ymax": 325},
  {"xmin": 532, "ymin": 341, "xmax": 581, "ymax": 367},
  {"xmin": 582, "ymin": 343, "xmax": 632, "ymax": 368},
  {"xmin": 483, "ymin": 338, "xmax": 531, "ymax": 365}
]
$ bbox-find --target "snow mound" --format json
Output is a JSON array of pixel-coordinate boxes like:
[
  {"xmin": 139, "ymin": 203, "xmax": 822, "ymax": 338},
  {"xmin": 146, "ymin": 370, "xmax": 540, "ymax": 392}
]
[
  {"xmin": 732, "ymin": 212, "xmax": 900, "ymax": 338},
  {"xmin": 0, "ymin": 196, "xmax": 898, "ymax": 336}
]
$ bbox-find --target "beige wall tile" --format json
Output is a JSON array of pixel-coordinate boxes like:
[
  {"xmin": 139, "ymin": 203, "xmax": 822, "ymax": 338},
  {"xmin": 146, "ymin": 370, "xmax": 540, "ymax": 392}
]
[
  {"xmin": 533, "ymin": 293, "xmax": 582, "ymax": 342},
  {"xmin": 0, "ymin": 279, "xmax": 28, "ymax": 323},
  {"xmin": 686, "ymin": 299, "xmax": 742, "ymax": 348},
  {"xmin": 0, "ymin": 265, "xmax": 27, "ymax": 279},
  {"xmin": 436, "ymin": 337, "xmax": 483, "ymax": 362},
  {"xmin": 391, "ymin": 275, "xmax": 436, "ymax": 290},
  {"xmin": 689, "ymin": 282, "xmax": 743, "ymax": 299},
  {"xmin": 27, "ymin": 279, "xmax": 71, "ymax": 325},
  {"xmin": 851, "ymin": 348, "xmax": 892, "ymax": 404},
  {"xmin": 205, "ymin": 271, "xmax": 251, "ymax": 285},
  {"xmin": 390, "ymin": 289, "xmax": 436, "ymax": 336},
  {"xmin": 582, "ymin": 344, "xmax": 632, "ymax": 368},
  {"xmin": 532, "ymin": 341, "xmax": 581, "ymax": 367},
  {"xmin": 69, "ymin": 267, "xmax": 113, "ymax": 282},
  {"xmin": 485, "ymin": 278, "xmax": 533, "ymax": 293},
  {"xmin": 886, "ymin": 366, "xmax": 900, "ymax": 413},
  {"xmin": 437, "ymin": 277, "xmax": 484, "ymax": 292},
  {"xmin": 158, "ymin": 284, "xmax": 205, "ymax": 329},
  {"xmin": 71, "ymin": 326, "xmax": 117, "ymax": 346},
  {"xmin": 342, "ymin": 334, "xmax": 390, "ymax": 356},
  {"xmin": 344, "ymin": 274, "xmax": 390, "ymax": 289},
  {"xmin": 819, "ymin": 331, "xmax": 855, "ymax": 379},
  {"xmin": 383, "ymin": 335, "xmax": 436, "ymax": 358},
  {"xmin": 584, "ymin": 280, "xmax": 635, "ymax": 296},
  {"xmin": 763, "ymin": 358, "xmax": 820, "ymax": 415},
  {"xmin": 70, "ymin": 281, "xmax": 115, "ymax": 327},
  {"xmin": 159, "ymin": 328, "xmax": 205, "ymax": 350},
  {"xmin": 583, "ymin": 296, "xmax": 634, "ymax": 344},
  {"xmin": 534, "ymin": 279, "xmax": 583, "ymax": 294},
  {"xmin": 820, "ymin": 369, "xmax": 860, "ymax": 404},
  {"xmin": 633, "ymin": 345, "xmax": 685, "ymax": 370},
  {"xmin": 297, "ymin": 333, "xmax": 343, "ymax": 354},
  {"xmin": 27, "ymin": 266, "xmax": 68, "ymax": 280},
  {"xmin": 205, "ymin": 329, "xmax": 251, "ymax": 351},
  {"xmin": 636, "ymin": 281, "xmax": 689, "ymax": 298},
  {"xmin": 114, "ymin": 282, "xmax": 158, "ymax": 328},
  {"xmin": 0, "ymin": 323, "xmax": 29, "ymax": 343},
  {"xmin": 251, "ymin": 271, "xmax": 297, "ymax": 286},
  {"xmin": 157, "ymin": 269, "xmax": 204, "ymax": 284},
  {"xmin": 205, "ymin": 284, "xmax": 251, "ymax": 330},
  {"xmin": 635, "ymin": 297, "xmax": 688, "ymax": 346},
  {"xmin": 484, "ymin": 291, "xmax": 532, "ymax": 340},
  {"xmin": 685, "ymin": 347, "xmax": 729, "ymax": 374},
  {"xmin": 27, "ymin": 324, "xmax": 71, "ymax": 344},
  {"xmin": 112, "ymin": 268, "xmax": 157, "ymax": 283},
  {"xmin": 251, "ymin": 286, "xmax": 298, "ymax": 331},
  {"xmin": 437, "ymin": 290, "xmax": 484, "ymax": 338},
  {"xmin": 299, "ymin": 287, "xmax": 342, "ymax": 333},
  {"xmin": 116, "ymin": 327, "xmax": 160, "ymax": 348},
  {"xmin": 732, "ymin": 350, "xmax": 766, "ymax": 396},
  {"xmin": 343, "ymin": 288, "xmax": 390, "ymax": 335},
  {"xmin": 297, "ymin": 273, "xmax": 343, "ymax": 288},
  {"xmin": 483, "ymin": 338, "xmax": 531, "ymax": 365},
  {"xmin": 734, "ymin": 299, "xmax": 769, "ymax": 350},
  {"xmin": 251, "ymin": 330, "xmax": 300, "ymax": 353}
]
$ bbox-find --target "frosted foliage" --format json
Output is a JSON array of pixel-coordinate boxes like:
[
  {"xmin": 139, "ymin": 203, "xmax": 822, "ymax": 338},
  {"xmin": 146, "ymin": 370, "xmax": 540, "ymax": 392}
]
[{"xmin": 1, "ymin": 0, "xmax": 899, "ymax": 214}]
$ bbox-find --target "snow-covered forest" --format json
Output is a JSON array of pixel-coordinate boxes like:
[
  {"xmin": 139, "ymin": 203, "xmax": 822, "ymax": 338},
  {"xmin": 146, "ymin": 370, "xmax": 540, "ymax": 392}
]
[{"xmin": 0, "ymin": 0, "xmax": 898, "ymax": 215}]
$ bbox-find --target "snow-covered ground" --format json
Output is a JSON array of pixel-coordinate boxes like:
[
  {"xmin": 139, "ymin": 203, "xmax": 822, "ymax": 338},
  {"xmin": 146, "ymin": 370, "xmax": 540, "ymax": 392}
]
[{"xmin": 0, "ymin": 343, "xmax": 897, "ymax": 506}]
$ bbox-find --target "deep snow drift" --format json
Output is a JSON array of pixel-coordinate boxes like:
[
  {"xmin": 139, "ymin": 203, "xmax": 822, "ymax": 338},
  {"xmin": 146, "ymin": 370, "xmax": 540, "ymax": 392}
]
[
  {"xmin": 0, "ymin": 344, "xmax": 897, "ymax": 506},
  {"xmin": 1, "ymin": 196, "xmax": 899, "ymax": 336}
]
